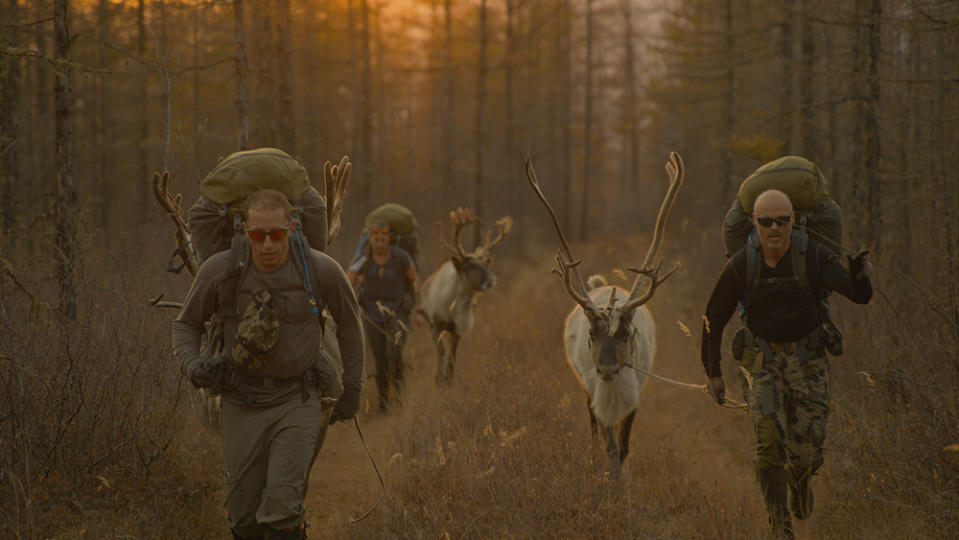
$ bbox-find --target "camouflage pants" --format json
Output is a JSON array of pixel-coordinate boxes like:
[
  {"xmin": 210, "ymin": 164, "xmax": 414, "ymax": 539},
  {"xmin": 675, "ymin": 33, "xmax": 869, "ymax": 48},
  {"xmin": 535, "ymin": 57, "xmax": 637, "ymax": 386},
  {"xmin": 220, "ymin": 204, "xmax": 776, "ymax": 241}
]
[{"xmin": 740, "ymin": 340, "xmax": 830, "ymax": 473}]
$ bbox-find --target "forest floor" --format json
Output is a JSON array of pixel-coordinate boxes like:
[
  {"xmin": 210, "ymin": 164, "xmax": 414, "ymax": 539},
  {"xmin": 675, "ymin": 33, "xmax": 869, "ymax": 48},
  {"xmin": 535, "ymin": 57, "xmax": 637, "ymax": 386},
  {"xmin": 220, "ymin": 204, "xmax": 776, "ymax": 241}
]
[{"xmin": 297, "ymin": 236, "xmax": 901, "ymax": 540}]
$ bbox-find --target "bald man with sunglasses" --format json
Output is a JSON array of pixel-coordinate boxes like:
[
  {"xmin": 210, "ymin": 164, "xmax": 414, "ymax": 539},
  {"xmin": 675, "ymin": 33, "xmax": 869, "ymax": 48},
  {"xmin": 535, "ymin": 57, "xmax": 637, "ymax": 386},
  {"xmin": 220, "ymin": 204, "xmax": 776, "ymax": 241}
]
[
  {"xmin": 173, "ymin": 189, "xmax": 365, "ymax": 539},
  {"xmin": 700, "ymin": 189, "xmax": 873, "ymax": 539}
]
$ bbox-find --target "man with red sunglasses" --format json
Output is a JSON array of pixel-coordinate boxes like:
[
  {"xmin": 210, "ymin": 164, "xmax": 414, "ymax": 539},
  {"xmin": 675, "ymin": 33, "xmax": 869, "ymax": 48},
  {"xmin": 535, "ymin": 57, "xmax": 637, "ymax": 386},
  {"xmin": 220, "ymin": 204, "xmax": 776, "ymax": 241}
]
[
  {"xmin": 173, "ymin": 189, "xmax": 365, "ymax": 539},
  {"xmin": 700, "ymin": 188, "xmax": 873, "ymax": 539}
]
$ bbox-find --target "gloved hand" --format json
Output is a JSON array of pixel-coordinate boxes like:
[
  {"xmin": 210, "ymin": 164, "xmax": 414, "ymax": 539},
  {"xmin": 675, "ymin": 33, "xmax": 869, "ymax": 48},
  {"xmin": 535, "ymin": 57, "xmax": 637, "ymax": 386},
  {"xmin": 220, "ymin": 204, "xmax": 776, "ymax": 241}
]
[
  {"xmin": 847, "ymin": 250, "xmax": 873, "ymax": 280},
  {"xmin": 707, "ymin": 376, "xmax": 727, "ymax": 405},
  {"xmin": 329, "ymin": 388, "xmax": 360, "ymax": 424},
  {"xmin": 182, "ymin": 354, "xmax": 218, "ymax": 389}
]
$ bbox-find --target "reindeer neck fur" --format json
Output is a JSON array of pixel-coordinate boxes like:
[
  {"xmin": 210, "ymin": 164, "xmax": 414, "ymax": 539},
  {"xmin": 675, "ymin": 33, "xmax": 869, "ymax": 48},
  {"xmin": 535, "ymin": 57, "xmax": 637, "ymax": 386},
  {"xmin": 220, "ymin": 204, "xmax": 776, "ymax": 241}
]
[
  {"xmin": 421, "ymin": 261, "xmax": 478, "ymax": 333},
  {"xmin": 564, "ymin": 284, "xmax": 656, "ymax": 427}
]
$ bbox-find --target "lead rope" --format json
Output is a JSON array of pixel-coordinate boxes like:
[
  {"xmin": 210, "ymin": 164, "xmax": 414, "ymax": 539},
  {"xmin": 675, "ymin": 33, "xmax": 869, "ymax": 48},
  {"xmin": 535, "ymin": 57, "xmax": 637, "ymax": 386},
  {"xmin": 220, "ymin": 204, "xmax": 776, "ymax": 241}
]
[
  {"xmin": 625, "ymin": 362, "xmax": 748, "ymax": 411},
  {"xmin": 349, "ymin": 417, "xmax": 386, "ymax": 523},
  {"xmin": 625, "ymin": 330, "xmax": 747, "ymax": 410}
]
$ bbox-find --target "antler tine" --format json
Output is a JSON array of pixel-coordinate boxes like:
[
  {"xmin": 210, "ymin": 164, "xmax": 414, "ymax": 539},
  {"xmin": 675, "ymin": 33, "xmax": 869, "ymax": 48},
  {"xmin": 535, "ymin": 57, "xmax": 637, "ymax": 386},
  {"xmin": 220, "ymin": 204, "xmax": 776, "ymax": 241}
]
[
  {"xmin": 437, "ymin": 221, "xmax": 460, "ymax": 255},
  {"xmin": 324, "ymin": 155, "xmax": 351, "ymax": 246},
  {"xmin": 524, "ymin": 154, "xmax": 590, "ymax": 299},
  {"xmin": 552, "ymin": 252, "xmax": 599, "ymax": 317},
  {"xmin": 151, "ymin": 170, "xmax": 197, "ymax": 276},
  {"xmin": 450, "ymin": 208, "xmax": 482, "ymax": 257},
  {"xmin": 623, "ymin": 151, "xmax": 685, "ymax": 308},
  {"xmin": 483, "ymin": 215, "xmax": 513, "ymax": 252},
  {"xmin": 621, "ymin": 260, "xmax": 681, "ymax": 312}
]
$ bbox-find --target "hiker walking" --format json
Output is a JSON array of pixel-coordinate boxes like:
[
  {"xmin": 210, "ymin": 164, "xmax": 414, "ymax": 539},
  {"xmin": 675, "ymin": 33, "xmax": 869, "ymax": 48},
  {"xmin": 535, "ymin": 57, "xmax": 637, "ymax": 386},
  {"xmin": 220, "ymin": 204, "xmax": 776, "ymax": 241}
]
[
  {"xmin": 347, "ymin": 221, "xmax": 420, "ymax": 414},
  {"xmin": 173, "ymin": 188, "xmax": 365, "ymax": 539},
  {"xmin": 701, "ymin": 187, "xmax": 873, "ymax": 538}
]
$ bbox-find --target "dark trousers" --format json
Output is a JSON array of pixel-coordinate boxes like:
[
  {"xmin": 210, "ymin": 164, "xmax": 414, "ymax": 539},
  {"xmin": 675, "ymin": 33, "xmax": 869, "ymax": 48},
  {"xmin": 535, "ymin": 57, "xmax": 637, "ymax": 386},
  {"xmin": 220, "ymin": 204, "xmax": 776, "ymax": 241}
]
[{"xmin": 363, "ymin": 315, "xmax": 407, "ymax": 411}]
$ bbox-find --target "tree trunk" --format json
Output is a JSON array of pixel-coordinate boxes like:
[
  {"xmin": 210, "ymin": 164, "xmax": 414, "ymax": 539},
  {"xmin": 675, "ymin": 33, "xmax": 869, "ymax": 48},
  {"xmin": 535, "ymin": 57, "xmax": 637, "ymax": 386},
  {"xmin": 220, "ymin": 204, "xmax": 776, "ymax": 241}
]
[
  {"xmin": 621, "ymin": 0, "xmax": 640, "ymax": 208},
  {"xmin": 2, "ymin": 0, "xmax": 21, "ymax": 235},
  {"xmin": 864, "ymin": 0, "xmax": 881, "ymax": 253},
  {"xmin": 54, "ymin": 0, "xmax": 77, "ymax": 321},
  {"xmin": 560, "ymin": 0, "xmax": 572, "ymax": 233},
  {"xmin": 30, "ymin": 1, "xmax": 50, "ymax": 233},
  {"xmin": 348, "ymin": 0, "xmax": 359, "ymax": 166},
  {"xmin": 504, "ymin": 0, "xmax": 515, "ymax": 198},
  {"xmin": 234, "ymin": 0, "xmax": 250, "ymax": 149},
  {"xmin": 442, "ymin": 0, "xmax": 455, "ymax": 211},
  {"xmin": 275, "ymin": 0, "xmax": 295, "ymax": 155},
  {"xmin": 136, "ymin": 0, "xmax": 149, "ymax": 213},
  {"xmin": 357, "ymin": 0, "xmax": 373, "ymax": 211},
  {"xmin": 94, "ymin": 0, "xmax": 110, "ymax": 231},
  {"xmin": 779, "ymin": 0, "xmax": 794, "ymax": 153},
  {"xmin": 799, "ymin": 0, "xmax": 815, "ymax": 159},
  {"xmin": 580, "ymin": 0, "xmax": 594, "ymax": 241},
  {"xmin": 473, "ymin": 0, "xmax": 488, "ymax": 246},
  {"xmin": 722, "ymin": 0, "xmax": 734, "ymax": 201},
  {"xmin": 252, "ymin": 0, "xmax": 276, "ymax": 147},
  {"xmin": 849, "ymin": 0, "xmax": 865, "ymax": 238}
]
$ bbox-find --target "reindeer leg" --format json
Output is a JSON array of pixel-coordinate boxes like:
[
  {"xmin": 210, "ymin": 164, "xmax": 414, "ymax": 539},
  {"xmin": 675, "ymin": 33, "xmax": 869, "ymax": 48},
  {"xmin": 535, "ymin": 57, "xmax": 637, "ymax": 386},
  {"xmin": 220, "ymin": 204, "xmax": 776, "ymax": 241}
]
[
  {"xmin": 604, "ymin": 424, "xmax": 620, "ymax": 463},
  {"xmin": 617, "ymin": 410, "xmax": 637, "ymax": 463},
  {"xmin": 585, "ymin": 393, "xmax": 599, "ymax": 441},
  {"xmin": 434, "ymin": 325, "xmax": 457, "ymax": 385}
]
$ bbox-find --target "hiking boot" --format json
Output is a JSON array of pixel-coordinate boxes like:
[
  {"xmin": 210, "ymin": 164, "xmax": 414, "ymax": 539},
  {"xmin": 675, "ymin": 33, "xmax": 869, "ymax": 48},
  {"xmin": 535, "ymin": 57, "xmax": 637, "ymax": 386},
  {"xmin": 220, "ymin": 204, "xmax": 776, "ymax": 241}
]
[
  {"xmin": 759, "ymin": 467, "xmax": 795, "ymax": 539},
  {"xmin": 789, "ymin": 467, "xmax": 814, "ymax": 520}
]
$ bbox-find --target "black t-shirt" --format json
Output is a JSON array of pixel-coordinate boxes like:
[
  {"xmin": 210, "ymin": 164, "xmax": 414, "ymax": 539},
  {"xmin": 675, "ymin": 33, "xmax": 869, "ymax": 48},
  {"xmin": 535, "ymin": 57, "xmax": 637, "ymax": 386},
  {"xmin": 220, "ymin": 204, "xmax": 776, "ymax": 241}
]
[
  {"xmin": 359, "ymin": 246, "xmax": 413, "ymax": 322},
  {"xmin": 700, "ymin": 237, "xmax": 872, "ymax": 377}
]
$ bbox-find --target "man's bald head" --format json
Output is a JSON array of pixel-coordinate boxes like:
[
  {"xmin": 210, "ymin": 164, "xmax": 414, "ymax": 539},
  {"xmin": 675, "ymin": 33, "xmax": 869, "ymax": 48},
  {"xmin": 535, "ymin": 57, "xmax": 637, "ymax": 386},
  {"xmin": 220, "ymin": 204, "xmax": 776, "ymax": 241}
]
[
  {"xmin": 753, "ymin": 189, "xmax": 793, "ymax": 216},
  {"xmin": 752, "ymin": 189, "xmax": 795, "ymax": 252}
]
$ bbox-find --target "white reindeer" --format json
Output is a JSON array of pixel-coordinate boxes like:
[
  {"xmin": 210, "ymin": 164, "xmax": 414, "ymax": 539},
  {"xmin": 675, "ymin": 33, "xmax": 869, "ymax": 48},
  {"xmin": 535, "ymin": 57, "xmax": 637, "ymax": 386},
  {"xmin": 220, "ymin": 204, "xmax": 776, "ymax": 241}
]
[
  {"xmin": 420, "ymin": 208, "xmax": 513, "ymax": 384},
  {"xmin": 525, "ymin": 152, "xmax": 685, "ymax": 463}
]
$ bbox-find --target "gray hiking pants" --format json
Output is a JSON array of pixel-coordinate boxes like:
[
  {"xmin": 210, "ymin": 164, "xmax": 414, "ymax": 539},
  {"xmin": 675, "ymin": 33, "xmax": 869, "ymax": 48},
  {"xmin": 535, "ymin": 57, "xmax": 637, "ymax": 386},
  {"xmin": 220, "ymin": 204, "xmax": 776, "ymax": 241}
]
[{"xmin": 221, "ymin": 391, "xmax": 325, "ymax": 537}]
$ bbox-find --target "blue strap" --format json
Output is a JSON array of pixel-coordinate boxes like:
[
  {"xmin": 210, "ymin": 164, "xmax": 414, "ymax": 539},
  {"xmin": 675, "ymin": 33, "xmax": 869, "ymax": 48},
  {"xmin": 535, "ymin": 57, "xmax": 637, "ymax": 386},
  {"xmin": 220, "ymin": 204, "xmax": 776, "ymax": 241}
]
[{"xmin": 292, "ymin": 226, "xmax": 319, "ymax": 316}]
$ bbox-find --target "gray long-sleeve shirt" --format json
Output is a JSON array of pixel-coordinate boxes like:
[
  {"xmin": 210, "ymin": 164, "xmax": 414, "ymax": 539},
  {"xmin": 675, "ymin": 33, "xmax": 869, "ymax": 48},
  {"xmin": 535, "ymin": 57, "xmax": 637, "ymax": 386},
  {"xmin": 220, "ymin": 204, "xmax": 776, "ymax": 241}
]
[{"xmin": 172, "ymin": 246, "xmax": 365, "ymax": 403}]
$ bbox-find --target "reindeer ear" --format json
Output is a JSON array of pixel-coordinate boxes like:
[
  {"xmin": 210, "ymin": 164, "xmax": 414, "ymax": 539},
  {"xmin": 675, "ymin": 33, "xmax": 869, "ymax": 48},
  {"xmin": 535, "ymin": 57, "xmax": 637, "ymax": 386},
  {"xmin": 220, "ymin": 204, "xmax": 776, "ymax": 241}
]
[{"xmin": 451, "ymin": 256, "xmax": 464, "ymax": 270}]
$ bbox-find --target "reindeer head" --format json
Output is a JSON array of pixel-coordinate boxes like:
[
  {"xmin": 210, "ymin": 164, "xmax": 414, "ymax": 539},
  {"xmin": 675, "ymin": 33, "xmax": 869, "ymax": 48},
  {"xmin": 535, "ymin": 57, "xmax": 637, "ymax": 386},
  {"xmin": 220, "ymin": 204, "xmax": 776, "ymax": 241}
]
[
  {"xmin": 527, "ymin": 152, "xmax": 685, "ymax": 381},
  {"xmin": 440, "ymin": 207, "xmax": 514, "ymax": 293}
]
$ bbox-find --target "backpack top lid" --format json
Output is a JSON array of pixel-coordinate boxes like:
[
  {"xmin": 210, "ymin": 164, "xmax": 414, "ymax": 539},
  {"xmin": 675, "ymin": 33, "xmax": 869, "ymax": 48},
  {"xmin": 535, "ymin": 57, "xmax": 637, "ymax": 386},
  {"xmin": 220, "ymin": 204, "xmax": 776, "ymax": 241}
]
[
  {"xmin": 364, "ymin": 203, "xmax": 418, "ymax": 235},
  {"xmin": 738, "ymin": 155, "xmax": 830, "ymax": 213},
  {"xmin": 200, "ymin": 147, "xmax": 310, "ymax": 205}
]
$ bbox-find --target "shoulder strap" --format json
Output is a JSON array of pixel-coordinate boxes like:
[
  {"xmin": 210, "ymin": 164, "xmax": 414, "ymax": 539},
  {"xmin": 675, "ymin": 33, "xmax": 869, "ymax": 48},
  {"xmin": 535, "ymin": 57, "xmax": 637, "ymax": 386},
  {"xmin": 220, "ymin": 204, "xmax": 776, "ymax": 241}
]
[
  {"xmin": 215, "ymin": 224, "xmax": 251, "ymax": 319},
  {"xmin": 790, "ymin": 216, "xmax": 813, "ymax": 297},
  {"xmin": 743, "ymin": 230, "xmax": 761, "ymax": 307}
]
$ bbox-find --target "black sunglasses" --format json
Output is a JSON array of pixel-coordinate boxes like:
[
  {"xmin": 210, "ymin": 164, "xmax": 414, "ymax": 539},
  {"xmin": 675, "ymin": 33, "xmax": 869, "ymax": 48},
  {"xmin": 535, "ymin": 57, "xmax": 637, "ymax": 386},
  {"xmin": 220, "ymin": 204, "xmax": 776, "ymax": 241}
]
[{"xmin": 755, "ymin": 215, "xmax": 792, "ymax": 228}]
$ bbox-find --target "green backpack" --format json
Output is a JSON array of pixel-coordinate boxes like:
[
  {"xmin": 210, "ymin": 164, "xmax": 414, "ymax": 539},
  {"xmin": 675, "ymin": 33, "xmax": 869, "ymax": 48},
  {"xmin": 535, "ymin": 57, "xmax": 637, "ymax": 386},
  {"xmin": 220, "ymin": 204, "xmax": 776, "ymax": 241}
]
[
  {"xmin": 722, "ymin": 155, "xmax": 843, "ymax": 258},
  {"xmin": 187, "ymin": 147, "xmax": 329, "ymax": 265}
]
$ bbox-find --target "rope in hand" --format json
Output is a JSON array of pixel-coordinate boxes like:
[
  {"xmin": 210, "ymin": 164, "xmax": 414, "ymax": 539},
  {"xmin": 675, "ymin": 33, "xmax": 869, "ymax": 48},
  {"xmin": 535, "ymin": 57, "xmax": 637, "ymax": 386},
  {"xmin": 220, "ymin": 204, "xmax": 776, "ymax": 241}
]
[
  {"xmin": 628, "ymin": 363, "xmax": 747, "ymax": 410},
  {"xmin": 349, "ymin": 417, "xmax": 386, "ymax": 523}
]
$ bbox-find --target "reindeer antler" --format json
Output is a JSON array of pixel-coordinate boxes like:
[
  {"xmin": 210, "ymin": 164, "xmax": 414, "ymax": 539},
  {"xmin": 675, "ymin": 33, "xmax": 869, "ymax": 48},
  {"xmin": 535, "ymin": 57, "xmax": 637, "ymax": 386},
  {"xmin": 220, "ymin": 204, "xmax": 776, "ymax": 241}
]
[
  {"xmin": 524, "ymin": 154, "xmax": 600, "ymax": 316},
  {"xmin": 152, "ymin": 170, "xmax": 197, "ymax": 276},
  {"xmin": 621, "ymin": 152, "xmax": 685, "ymax": 312},
  {"xmin": 440, "ymin": 207, "xmax": 482, "ymax": 257},
  {"xmin": 324, "ymin": 155, "xmax": 351, "ymax": 247},
  {"xmin": 552, "ymin": 252, "xmax": 601, "ymax": 319},
  {"xmin": 482, "ymin": 216, "xmax": 514, "ymax": 253}
]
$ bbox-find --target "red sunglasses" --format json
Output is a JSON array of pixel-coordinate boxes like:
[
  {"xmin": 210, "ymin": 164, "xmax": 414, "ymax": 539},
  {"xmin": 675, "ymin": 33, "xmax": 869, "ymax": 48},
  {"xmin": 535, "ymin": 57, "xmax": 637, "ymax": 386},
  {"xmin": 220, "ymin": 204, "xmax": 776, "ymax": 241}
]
[
  {"xmin": 370, "ymin": 226, "xmax": 390, "ymax": 234},
  {"xmin": 245, "ymin": 226, "xmax": 290, "ymax": 242}
]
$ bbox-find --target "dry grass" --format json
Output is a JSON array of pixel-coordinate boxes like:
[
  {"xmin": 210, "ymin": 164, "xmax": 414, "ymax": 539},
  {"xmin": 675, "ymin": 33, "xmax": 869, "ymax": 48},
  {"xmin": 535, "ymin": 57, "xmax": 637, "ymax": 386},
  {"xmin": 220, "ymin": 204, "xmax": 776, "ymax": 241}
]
[{"xmin": 2, "ymin": 227, "xmax": 956, "ymax": 539}]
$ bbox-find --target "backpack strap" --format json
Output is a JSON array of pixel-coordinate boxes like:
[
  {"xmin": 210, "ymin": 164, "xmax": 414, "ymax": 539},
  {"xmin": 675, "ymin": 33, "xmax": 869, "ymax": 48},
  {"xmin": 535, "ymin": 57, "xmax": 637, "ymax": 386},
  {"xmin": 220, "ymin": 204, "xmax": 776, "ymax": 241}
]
[
  {"xmin": 791, "ymin": 215, "xmax": 813, "ymax": 298},
  {"xmin": 290, "ymin": 215, "xmax": 325, "ymax": 328},
  {"xmin": 215, "ymin": 228, "xmax": 251, "ymax": 320},
  {"xmin": 743, "ymin": 230, "xmax": 761, "ymax": 310}
]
